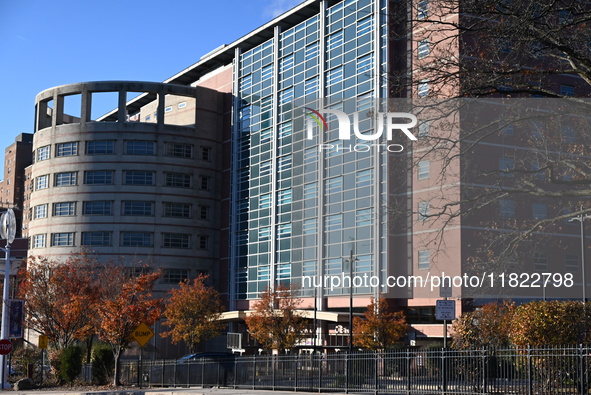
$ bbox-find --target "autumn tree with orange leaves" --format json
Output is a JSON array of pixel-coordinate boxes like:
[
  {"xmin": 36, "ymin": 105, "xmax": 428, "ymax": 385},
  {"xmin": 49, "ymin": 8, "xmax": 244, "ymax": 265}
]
[
  {"xmin": 161, "ymin": 274, "xmax": 224, "ymax": 353},
  {"xmin": 19, "ymin": 255, "xmax": 98, "ymax": 351},
  {"xmin": 93, "ymin": 266, "xmax": 162, "ymax": 386},
  {"xmin": 352, "ymin": 298, "xmax": 407, "ymax": 352},
  {"xmin": 451, "ymin": 301, "xmax": 516, "ymax": 349},
  {"xmin": 245, "ymin": 285, "xmax": 307, "ymax": 353}
]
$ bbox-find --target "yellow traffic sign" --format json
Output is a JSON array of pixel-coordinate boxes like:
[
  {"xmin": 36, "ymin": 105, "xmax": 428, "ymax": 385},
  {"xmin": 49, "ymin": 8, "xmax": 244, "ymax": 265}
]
[
  {"xmin": 38, "ymin": 335, "xmax": 48, "ymax": 349},
  {"xmin": 132, "ymin": 323, "xmax": 154, "ymax": 347}
]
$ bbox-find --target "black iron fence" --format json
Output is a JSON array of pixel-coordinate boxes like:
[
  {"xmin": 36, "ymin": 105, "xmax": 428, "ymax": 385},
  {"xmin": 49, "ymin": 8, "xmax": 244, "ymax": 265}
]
[{"xmin": 120, "ymin": 345, "xmax": 591, "ymax": 394}]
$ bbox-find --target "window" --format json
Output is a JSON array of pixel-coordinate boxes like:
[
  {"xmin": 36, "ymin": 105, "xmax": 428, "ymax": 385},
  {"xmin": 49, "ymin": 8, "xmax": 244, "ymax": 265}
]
[
  {"xmin": 565, "ymin": 254, "xmax": 579, "ymax": 273},
  {"xmin": 279, "ymin": 88, "xmax": 293, "ymax": 105},
  {"xmin": 261, "ymin": 65, "xmax": 273, "ymax": 81},
  {"xmin": 304, "ymin": 77, "xmax": 319, "ymax": 95},
  {"xmin": 326, "ymin": 177, "xmax": 342, "ymax": 194},
  {"xmin": 86, "ymin": 140, "xmax": 114, "ymax": 154},
  {"xmin": 200, "ymin": 176, "xmax": 210, "ymax": 190},
  {"xmin": 418, "ymin": 121, "xmax": 430, "ymax": 137},
  {"xmin": 162, "ymin": 233, "xmax": 190, "ymax": 249},
  {"xmin": 277, "ymin": 223, "xmax": 291, "ymax": 239},
  {"xmin": 326, "ymin": 214, "xmax": 342, "ymax": 231},
  {"xmin": 35, "ymin": 175, "xmax": 49, "ymax": 190},
  {"xmin": 327, "ymin": 31, "xmax": 343, "ymax": 50},
  {"xmin": 165, "ymin": 143, "xmax": 192, "ymax": 158},
  {"xmin": 56, "ymin": 142, "xmax": 78, "ymax": 157},
  {"xmin": 356, "ymin": 208, "xmax": 373, "ymax": 226},
  {"xmin": 418, "ymin": 160, "xmax": 430, "ymax": 180},
  {"xmin": 53, "ymin": 202, "xmax": 75, "ymax": 216},
  {"xmin": 260, "ymin": 193, "xmax": 272, "ymax": 208},
  {"xmin": 165, "ymin": 172, "xmax": 191, "ymax": 188},
  {"xmin": 418, "ymin": 80, "xmax": 430, "ymax": 97},
  {"xmin": 84, "ymin": 170, "xmax": 114, "ymax": 185},
  {"xmin": 83, "ymin": 201, "xmax": 112, "ymax": 215},
  {"xmin": 122, "ymin": 201, "xmax": 154, "ymax": 216},
  {"xmin": 499, "ymin": 157, "xmax": 515, "ymax": 175},
  {"xmin": 198, "ymin": 235, "xmax": 209, "ymax": 249},
  {"xmin": 34, "ymin": 204, "xmax": 48, "ymax": 219},
  {"xmin": 198, "ymin": 205, "xmax": 208, "ymax": 220},
  {"xmin": 532, "ymin": 203, "xmax": 547, "ymax": 220},
  {"xmin": 357, "ymin": 17, "xmax": 372, "ymax": 36},
  {"xmin": 277, "ymin": 189, "xmax": 292, "ymax": 205},
  {"xmin": 356, "ymin": 169, "xmax": 372, "ymax": 188},
  {"xmin": 121, "ymin": 232, "xmax": 153, "ymax": 247},
  {"xmin": 124, "ymin": 171, "xmax": 154, "ymax": 185},
  {"xmin": 277, "ymin": 155, "xmax": 291, "ymax": 172},
  {"xmin": 163, "ymin": 202, "xmax": 191, "ymax": 218},
  {"xmin": 418, "ymin": 0, "xmax": 429, "ymax": 19},
  {"xmin": 165, "ymin": 106, "xmax": 173, "ymax": 113},
  {"xmin": 280, "ymin": 54, "xmax": 294, "ymax": 72},
  {"xmin": 357, "ymin": 54, "xmax": 373, "ymax": 75},
  {"xmin": 259, "ymin": 226, "xmax": 271, "ymax": 241},
  {"xmin": 533, "ymin": 252, "xmax": 548, "ymax": 271},
  {"xmin": 33, "ymin": 234, "xmax": 46, "ymax": 248},
  {"xmin": 52, "ymin": 232, "xmax": 74, "ymax": 247},
  {"xmin": 303, "ymin": 218, "xmax": 316, "ymax": 234},
  {"xmin": 260, "ymin": 161, "xmax": 272, "ymax": 177},
  {"xmin": 418, "ymin": 39, "xmax": 430, "ymax": 59},
  {"xmin": 37, "ymin": 146, "xmax": 50, "ymax": 161},
  {"xmin": 124, "ymin": 141, "xmax": 155, "ymax": 155},
  {"xmin": 81, "ymin": 232, "xmax": 111, "ymax": 246},
  {"xmin": 303, "ymin": 183, "xmax": 317, "ymax": 199},
  {"xmin": 162, "ymin": 269, "xmax": 189, "ymax": 284},
  {"xmin": 55, "ymin": 172, "xmax": 77, "ymax": 186},
  {"xmin": 305, "ymin": 42, "xmax": 319, "ymax": 60},
  {"xmin": 418, "ymin": 201, "xmax": 430, "ymax": 221},
  {"xmin": 418, "ymin": 250, "xmax": 430, "ymax": 270},
  {"xmin": 500, "ymin": 199, "xmax": 516, "ymax": 219},
  {"xmin": 178, "ymin": 102, "xmax": 187, "ymax": 109},
  {"xmin": 560, "ymin": 85, "xmax": 575, "ymax": 97},
  {"xmin": 327, "ymin": 67, "xmax": 343, "ymax": 86},
  {"xmin": 201, "ymin": 146, "xmax": 211, "ymax": 161}
]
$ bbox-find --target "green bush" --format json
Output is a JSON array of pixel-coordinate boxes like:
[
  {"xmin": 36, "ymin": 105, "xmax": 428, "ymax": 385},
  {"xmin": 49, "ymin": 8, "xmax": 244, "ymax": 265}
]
[
  {"xmin": 59, "ymin": 346, "xmax": 83, "ymax": 384},
  {"xmin": 91, "ymin": 344, "xmax": 114, "ymax": 385}
]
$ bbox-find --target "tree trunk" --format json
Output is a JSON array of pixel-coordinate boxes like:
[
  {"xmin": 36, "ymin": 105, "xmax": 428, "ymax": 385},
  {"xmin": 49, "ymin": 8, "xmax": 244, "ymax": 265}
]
[
  {"xmin": 112, "ymin": 346, "xmax": 122, "ymax": 386},
  {"xmin": 85, "ymin": 335, "xmax": 94, "ymax": 364}
]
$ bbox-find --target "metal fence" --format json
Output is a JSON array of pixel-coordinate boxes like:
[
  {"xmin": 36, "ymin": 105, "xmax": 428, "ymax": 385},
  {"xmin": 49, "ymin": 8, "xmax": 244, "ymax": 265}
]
[{"xmin": 120, "ymin": 345, "xmax": 591, "ymax": 394}]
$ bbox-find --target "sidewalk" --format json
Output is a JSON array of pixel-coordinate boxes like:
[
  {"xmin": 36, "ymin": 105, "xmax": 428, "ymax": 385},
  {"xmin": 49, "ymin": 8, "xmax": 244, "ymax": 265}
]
[{"xmin": 13, "ymin": 388, "xmax": 350, "ymax": 395}]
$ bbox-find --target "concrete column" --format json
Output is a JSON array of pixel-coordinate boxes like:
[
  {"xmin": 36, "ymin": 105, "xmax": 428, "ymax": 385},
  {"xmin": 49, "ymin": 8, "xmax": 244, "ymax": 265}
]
[
  {"xmin": 54, "ymin": 94, "xmax": 64, "ymax": 127},
  {"xmin": 36, "ymin": 100, "xmax": 48, "ymax": 131},
  {"xmin": 81, "ymin": 88, "xmax": 92, "ymax": 123},
  {"xmin": 118, "ymin": 89, "xmax": 127, "ymax": 123},
  {"xmin": 157, "ymin": 88, "xmax": 165, "ymax": 129}
]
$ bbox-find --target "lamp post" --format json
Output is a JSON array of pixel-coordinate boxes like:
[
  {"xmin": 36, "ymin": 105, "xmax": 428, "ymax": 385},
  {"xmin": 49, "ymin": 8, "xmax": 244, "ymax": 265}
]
[
  {"xmin": 0, "ymin": 209, "xmax": 16, "ymax": 389},
  {"xmin": 569, "ymin": 206, "xmax": 591, "ymax": 303},
  {"xmin": 344, "ymin": 249, "xmax": 358, "ymax": 354}
]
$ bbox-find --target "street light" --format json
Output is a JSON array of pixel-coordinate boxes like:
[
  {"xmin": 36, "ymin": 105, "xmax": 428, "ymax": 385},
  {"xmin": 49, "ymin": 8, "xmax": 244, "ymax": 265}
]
[
  {"xmin": 344, "ymin": 249, "xmax": 358, "ymax": 354},
  {"xmin": 569, "ymin": 206, "xmax": 591, "ymax": 303},
  {"xmin": 0, "ymin": 209, "xmax": 15, "ymax": 389}
]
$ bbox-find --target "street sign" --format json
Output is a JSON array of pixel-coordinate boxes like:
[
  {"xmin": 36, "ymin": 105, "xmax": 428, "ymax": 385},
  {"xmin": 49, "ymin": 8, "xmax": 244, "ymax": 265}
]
[
  {"xmin": 38, "ymin": 335, "xmax": 48, "ymax": 349},
  {"xmin": 0, "ymin": 210, "xmax": 16, "ymax": 244},
  {"xmin": 132, "ymin": 323, "xmax": 154, "ymax": 347},
  {"xmin": 0, "ymin": 340, "xmax": 12, "ymax": 355},
  {"xmin": 436, "ymin": 300, "xmax": 456, "ymax": 320}
]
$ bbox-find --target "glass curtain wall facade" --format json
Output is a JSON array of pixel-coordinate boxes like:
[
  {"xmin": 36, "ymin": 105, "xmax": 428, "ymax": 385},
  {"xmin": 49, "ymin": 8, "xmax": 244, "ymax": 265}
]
[{"xmin": 230, "ymin": 0, "xmax": 389, "ymax": 303}]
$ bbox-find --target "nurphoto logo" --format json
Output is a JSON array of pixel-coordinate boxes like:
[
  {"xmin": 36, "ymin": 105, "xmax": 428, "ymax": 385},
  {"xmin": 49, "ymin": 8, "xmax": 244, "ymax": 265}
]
[{"xmin": 304, "ymin": 107, "xmax": 418, "ymax": 152}]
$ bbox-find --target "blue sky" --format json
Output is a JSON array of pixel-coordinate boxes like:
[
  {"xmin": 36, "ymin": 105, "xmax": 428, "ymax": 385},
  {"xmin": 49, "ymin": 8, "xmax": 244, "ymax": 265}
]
[{"xmin": 0, "ymin": 0, "xmax": 302, "ymax": 167}]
